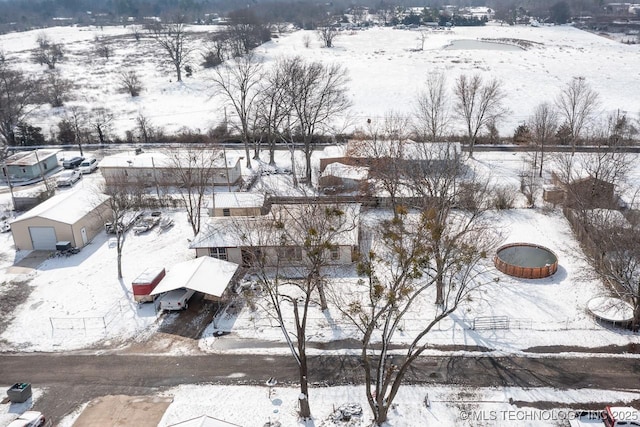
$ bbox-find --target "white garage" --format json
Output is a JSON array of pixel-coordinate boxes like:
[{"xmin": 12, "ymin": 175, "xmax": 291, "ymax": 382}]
[{"xmin": 10, "ymin": 189, "xmax": 112, "ymax": 251}]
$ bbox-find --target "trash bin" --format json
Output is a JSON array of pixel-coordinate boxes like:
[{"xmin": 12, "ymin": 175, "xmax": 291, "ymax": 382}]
[
  {"xmin": 56, "ymin": 241, "xmax": 72, "ymax": 251},
  {"xmin": 7, "ymin": 383, "xmax": 32, "ymax": 403}
]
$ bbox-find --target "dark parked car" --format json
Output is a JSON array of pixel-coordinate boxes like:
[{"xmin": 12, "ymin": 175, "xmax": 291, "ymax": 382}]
[{"xmin": 62, "ymin": 156, "xmax": 84, "ymax": 169}]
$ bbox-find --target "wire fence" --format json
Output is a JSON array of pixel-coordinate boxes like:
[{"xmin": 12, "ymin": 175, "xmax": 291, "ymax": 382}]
[
  {"xmin": 49, "ymin": 300, "xmax": 126, "ymax": 336},
  {"xmin": 234, "ymin": 313, "xmax": 605, "ymax": 335}
]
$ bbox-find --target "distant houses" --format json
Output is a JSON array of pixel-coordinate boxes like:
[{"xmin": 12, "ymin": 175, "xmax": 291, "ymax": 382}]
[{"xmin": 99, "ymin": 151, "xmax": 241, "ymax": 188}]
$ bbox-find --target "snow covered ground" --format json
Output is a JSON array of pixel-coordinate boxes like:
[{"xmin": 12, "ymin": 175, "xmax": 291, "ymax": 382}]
[
  {"xmin": 1, "ymin": 23, "xmax": 638, "ymax": 140},
  {"xmin": 1, "ymin": 21, "xmax": 640, "ymax": 427},
  {"xmin": 0, "ymin": 147, "xmax": 639, "ymax": 425}
]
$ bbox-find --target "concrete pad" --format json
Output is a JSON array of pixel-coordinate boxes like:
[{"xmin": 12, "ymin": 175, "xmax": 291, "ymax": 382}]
[
  {"xmin": 72, "ymin": 395, "xmax": 173, "ymax": 427},
  {"xmin": 6, "ymin": 251, "xmax": 52, "ymax": 274}
]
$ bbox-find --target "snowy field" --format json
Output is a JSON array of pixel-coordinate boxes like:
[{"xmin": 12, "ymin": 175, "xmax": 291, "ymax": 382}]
[
  {"xmin": 0, "ymin": 23, "xmax": 638, "ymax": 139},
  {"xmin": 1, "ymin": 21, "xmax": 640, "ymax": 426}
]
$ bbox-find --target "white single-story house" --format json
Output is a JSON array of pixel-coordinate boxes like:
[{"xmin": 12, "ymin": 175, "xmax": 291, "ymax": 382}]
[
  {"xmin": 190, "ymin": 203, "xmax": 361, "ymax": 267},
  {"xmin": 208, "ymin": 192, "xmax": 266, "ymax": 217},
  {"xmin": 99, "ymin": 151, "xmax": 241, "ymax": 188},
  {"xmin": 3, "ymin": 149, "xmax": 60, "ymax": 183},
  {"xmin": 150, "ymin": 256, "xmax": 240, "ymax": 302},
  {"xmin": 10, "ymin": 188, "xmax": 111, "ymax": 250}
]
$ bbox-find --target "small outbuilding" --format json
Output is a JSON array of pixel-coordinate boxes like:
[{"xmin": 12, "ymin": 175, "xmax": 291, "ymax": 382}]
[
  {"xmin": 3, "ymin": 149, "xmax": 60, "ymax": 183},
  {"xmin": 10, "ymin": 188, "xmax": 111, "ymax": 250}
]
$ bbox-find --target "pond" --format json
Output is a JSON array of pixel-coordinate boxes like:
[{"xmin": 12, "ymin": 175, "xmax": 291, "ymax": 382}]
[{"xmin": 444, "ymin": 39, "xmax": 523, "ymax": 51}]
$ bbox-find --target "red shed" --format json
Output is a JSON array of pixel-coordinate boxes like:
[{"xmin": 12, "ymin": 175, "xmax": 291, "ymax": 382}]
[{"xmin": 132, "ymin": 267, "xmax": 166, "ymax": 302}]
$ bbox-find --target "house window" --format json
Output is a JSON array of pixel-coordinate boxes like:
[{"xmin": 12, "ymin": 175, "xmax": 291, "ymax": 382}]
[
  {"xmin": 223, "ymin": 208, "xmax": 231, "ymax": 217},
  {"xmin": 209, "ymin": 247, "xmax": 228, "ymax": 261},
  {"xmin": 330, "ymin": 246, "xmax": 340, "ymax": 261},
  {"xmin": 277, "ymin": 246, "xmax": 302, "ymax": 261}
]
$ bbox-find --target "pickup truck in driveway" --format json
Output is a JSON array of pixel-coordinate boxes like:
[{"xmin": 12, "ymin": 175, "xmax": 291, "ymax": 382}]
[
  {"xmin": 570, "ymin": 407, "xmax": 640, "ymax": 427},
  {"xmin": 159, "ymin": 288, "xmax": 195, "ymax": 311}
]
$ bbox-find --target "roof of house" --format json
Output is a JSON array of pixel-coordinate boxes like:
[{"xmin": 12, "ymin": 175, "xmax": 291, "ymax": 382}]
[
  {"xmin": 209, "ymin": 192, "xmax": 265, "ymax": 209},
  {"xmin": 150, "ymin": 256, "xmax": 239, "ymax": 297},
  {"xmin": 5, "ymin": 149, "xmax": 60, "ymax": 166},
  {"xmin": 322, "ymin": 162, "xmax": 369, "ymax": 180},
  {"xmin": 11, "ymin": 188, "xmax": 110, "ymax": 225},
  {"xmin": 346, "ymin": 140, "xmax": 461, "ymax": 159},
  {"xmin": 191, "ymin": 203, "xmax": 361, "ymax": 249},
  {"xmin": 99, "ymin": 151, "xmax": 238, "ymax": 169}
]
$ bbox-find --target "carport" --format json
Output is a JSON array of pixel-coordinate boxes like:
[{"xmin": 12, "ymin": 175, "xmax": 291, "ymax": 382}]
[
  {"xmin": 10, "ymin": 189, "xmax": 111, "ymax": 250},
  {"xmin": 150, "ymin": 256, "xmax": 239, "ymax": 301}
]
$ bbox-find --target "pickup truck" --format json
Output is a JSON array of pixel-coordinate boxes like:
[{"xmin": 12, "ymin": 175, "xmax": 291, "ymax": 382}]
[
  {"xmin": 159, "ymin": 288, "xmax": 195, "ymax": 311},
  {"xmin": 570, "ymin": 407, "xmax": 640, "ymax": 427}
]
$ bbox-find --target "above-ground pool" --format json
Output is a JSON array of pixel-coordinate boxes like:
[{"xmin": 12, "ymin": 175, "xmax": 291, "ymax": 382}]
[{"xmin": 494, "ymin": 243, "xmax": 558, "ymax": 279}]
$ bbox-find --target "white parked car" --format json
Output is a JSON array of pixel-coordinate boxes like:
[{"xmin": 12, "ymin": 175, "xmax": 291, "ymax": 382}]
[
  {"xmin": 78, "ymin": 157, "xmax": 98, "ymax": 174},
  {"xmin": 56, "ymin": 169, "xmax": 82, "ymax": 187},
  {"xmin": 7, "ymin": 411, "xmax": 47, "ymax": 427}
]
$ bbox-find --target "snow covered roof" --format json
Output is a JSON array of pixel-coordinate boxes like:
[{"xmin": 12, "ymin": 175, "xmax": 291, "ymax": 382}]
[
  {"xmin": 322, "ymin": 162, "xmax": 369, "ymax": 180},
  {"xmin": 150, "ymin": 256, "xmax": 239, "ymax": 297},
  {"xmin": 11, "ymin": 188, "xmax": 109, "ymax": 225},
  {"xmin": 587, "ymin": 296, "xmax": 634, "ymax": 322},
  {"xmin": 347, "ymin": 140, "xmax": 461, "ymax": 159},
  {"xmin": 5, "ymin": 149, "xmax": 59, "ymax": 166},
  {"xmin": 191, "ymin": 204, "xmax": 361, "ymax": 249},
  {"xmin": 210, "ymin": 192, "xmax": 265, "ymax": 209},
  {"xmin": 99, "ymin": 151, "xmax": 238, "ymax": 169}
]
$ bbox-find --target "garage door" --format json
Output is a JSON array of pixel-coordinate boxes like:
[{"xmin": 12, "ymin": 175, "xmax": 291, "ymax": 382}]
[{"xmin": 29, "ymin": 227, "xmax": 57, "ymax": 250}]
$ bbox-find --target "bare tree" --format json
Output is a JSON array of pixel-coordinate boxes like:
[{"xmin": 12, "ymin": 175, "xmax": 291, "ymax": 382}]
[
  {"xmin": 101, "ymin": 177, "xmax": 145, "ymax": 279},
  {"xmin": 226, "ymin": 8, "xmax": 271, "ymax": 56},
  {"xmin": 210, "ymin": 52, "xmax": 263, "ymax": 169},
  {"xmin": 136, "ymin": 113, "xmax": 154, "ymax": 143},
  {"xmin": 32, "ymin": 33, "xmax": 64, "ymax": 69},
  {"xmin": 407, "ymin": 142, "xmax": 493, "ymax": 304},
  {"xmin": 94, "ymin": 36, "xmax": 112, "ymax": 60},
  {"xmin": 529, "ymin": 102, "xmax": 558, "ymax": 177},
  {"xmin": 334, "ymin": 206, "xmax": 496, "ymax": 425},
  {"xmin": 66, "ymin": 106, "xmax": 90, "ymax": 154},
  {"xmin": 118, "ymin": 70, "xmax": 143, "ymax": 97},
  {"xmin": 317, "ymin": 26, "xmax": 339, "ymax": 48},
  {"xmin": 351, "ymin": 112, "xmax": 411, "ymax": 214},
  {"xmin": 279, "ymin": 57, "xmax": 352, "ymax": 184},
  {"xmin": 43, "ymin": 70, "xmax": 72, "ymax": 107},
  {"xmin": 416, "ymin": 29, "xmax": 429, "ymax": 50},
  {"xmin": 201, "ymin": 32, "xmax": 229, "ymax": 68},
  {"xmin": 604, "ymin": 109, "xmax": 637, "ymax": 146},
  {"xmin": 163, "ymin": 148, "xmax": 222, "ymax": 236},
  {"xmin": 454, "ymin": 74, "xmax": 508, "ymax": 158},
  {"xmin": 0, "ymin": 61, "xmax": 40, "ymax": 149},
  {"xmin": 90, "ymin": 107, "xmax": 115, "ymax": 144},
  {"xmin": 237, "ymin": 201, "xmax": 359, "ymax": 420},
  {"xmin": 555, "ymin": 77, "xmax": 600, "ymax": 151},
  {"xmin": 255, "ymin": 64, "xmax": 292, "ymax": 166},
  {"xmin": 414, "ymin": 72, "xmax": 450, "ymax": 142},
  {"xmin": 147, "ymin": 18, "xmax": 193, "ymax": 82},
  {"xmin": 591, "ymin": 211, "xmax": 640, "ymax": 331}
]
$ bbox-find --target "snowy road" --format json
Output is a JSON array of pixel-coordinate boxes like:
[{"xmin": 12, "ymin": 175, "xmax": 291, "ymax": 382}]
[{"xmin": 2, "ymin": 352, "xmax": 639, "ymax": 424}]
